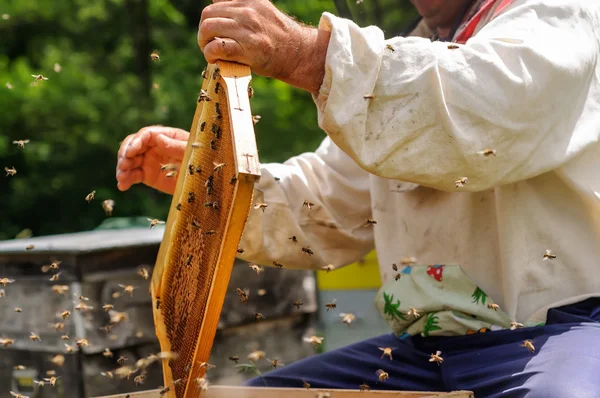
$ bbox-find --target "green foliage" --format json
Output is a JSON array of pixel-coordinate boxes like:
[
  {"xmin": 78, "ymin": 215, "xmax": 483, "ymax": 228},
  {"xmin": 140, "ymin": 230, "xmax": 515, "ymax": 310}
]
[
  {"xmin": 471, "ymin": 287, "xmax": 488, "ymax": 305},
  {"xmin": 422, "ymin": 313, "xmax": 441, "ymax": 337},
  {"xmin": 382, "ymin": 291, "xmax": 406, "ymax": 321},
  {"xmin": 0, "ymin": 0, "xmax": 414, "ymax": 240}
]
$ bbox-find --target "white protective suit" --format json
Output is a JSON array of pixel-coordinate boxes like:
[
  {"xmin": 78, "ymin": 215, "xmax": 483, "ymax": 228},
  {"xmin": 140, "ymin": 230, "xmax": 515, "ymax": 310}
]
[{"xmin": 237, "ymin": 0, "xmax": 600, "ymax": 324}]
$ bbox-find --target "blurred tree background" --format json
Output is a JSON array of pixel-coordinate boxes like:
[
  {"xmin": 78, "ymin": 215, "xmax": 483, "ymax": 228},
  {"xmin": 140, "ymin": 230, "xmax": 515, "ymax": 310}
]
[{"xmin": 0, "ymin": 0, "xmax": 417, "ymax": 240}]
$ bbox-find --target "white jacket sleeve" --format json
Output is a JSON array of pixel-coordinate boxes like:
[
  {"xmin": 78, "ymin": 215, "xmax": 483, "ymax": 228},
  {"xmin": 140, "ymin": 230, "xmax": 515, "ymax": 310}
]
[
  {"xmin": 237, "ymin": 137, "xmax": 375, "ymax": 270},
  {"xmin": 313, "ymin": 0, "xmax": 599, "ymax": 192}
]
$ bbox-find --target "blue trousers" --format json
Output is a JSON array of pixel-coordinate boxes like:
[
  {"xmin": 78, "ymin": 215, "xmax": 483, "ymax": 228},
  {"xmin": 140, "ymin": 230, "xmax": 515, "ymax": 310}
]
[{"xmin": 246, "ymin": 298, "xmax": 600, "ymax": 397}]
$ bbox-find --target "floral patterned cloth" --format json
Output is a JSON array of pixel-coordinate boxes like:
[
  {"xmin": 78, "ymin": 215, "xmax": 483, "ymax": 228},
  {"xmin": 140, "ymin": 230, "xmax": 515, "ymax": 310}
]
[{"xmin": 374, "ymin": 264, "xmax": 544, "ymax": 338}]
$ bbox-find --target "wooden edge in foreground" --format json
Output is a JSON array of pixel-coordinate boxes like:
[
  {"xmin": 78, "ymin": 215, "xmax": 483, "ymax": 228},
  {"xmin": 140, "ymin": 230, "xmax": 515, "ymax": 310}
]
[{"xmin": 93, "ymin": 386, "xmax": 474, "ymax": 398}]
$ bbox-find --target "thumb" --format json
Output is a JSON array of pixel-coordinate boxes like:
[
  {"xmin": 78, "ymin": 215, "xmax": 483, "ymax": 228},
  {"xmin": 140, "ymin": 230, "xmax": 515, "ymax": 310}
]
[{"xmin": 155, "ymin": 134, "xmax": 187, "ymax": 160}]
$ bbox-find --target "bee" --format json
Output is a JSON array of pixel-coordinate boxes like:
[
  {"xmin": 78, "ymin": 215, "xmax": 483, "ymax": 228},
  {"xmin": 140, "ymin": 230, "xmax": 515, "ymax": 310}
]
[
  {"xmin": 34, "ymin": 380, "xmax": 46, "ymax": 388},
  {"xmin": 235, "ymin": 288, "xmax": 249, "ymax": 303},
  {"xmin": 543, "ymin": 249, "xmax": 556, "ymax": 261},
  {"xmin": 455, "ymin": 177, "xmax": 468, "ymax": 188},
  {"xmin": 365, "ymin": 218, "xmax": 377, "ymax": 226},
  {"xmin": 386, "ymin": 44, "xmax": 395, "ymax": 52},
  {"xmin": 249, "ymin": 263, "xmax": 264, "ymax": 274},
  {"xmin": 202, "ymin": 68, "xmax": 207, "ymax": 79},
  {"xmin": 0, "ymin": 289, "xmax": 4, "ymax": 297},
  {"xmin": 376, "ymin": 369, "xmax": 389, "ymax": 381},
  {"xmin": 254, "ymin": 312, "xmax": 265, "ymax": 321},
  {"xmin": 301, "ymin": 247, "xmax": 314, "ymax": 256},
  {"xmin": 51, "ymin": 285, "xmax": 69, "ymax": 295},
  {"xmin": 109, "ymin": 310, "xmax": 129, "ymax": 325},
  {"xmin": 228, "ymin": 356, "xmax": 240, "ymax": 363},
  {"xmin": 213, "ymin": 67, "xmax": 220, "ymax": 80},
  {"xmin": 510, "ymin": 321, "xmax": 524, "ymax": 330},
  {"xmin": 48, "ymin": 322, "xmax": 64, "ymax": 331},
  {"xmin": 0, "ymin": 278, "xmax": 15, "ymax": 286},
  {"xmin": 137, "ymin": 266, "xmax": 150, "ymax": 280},
  {"xmin": 74, "ymin": 302, "xmax": 93, "ymax": 312},
  {"xmin": 322, "ymin": 264, "xmax": 335, "ymax": 272},
  {"xmin": 200, "ymin": 122, "xmax": 206, "ymax": 132},
  {"xmin": 147, "ymin": 218, "xmax": 165, "ymax": 229},
  {"xmin": 14, "ymin": 365, "xmax": 26, "ymax": 370},
  {"xmin": 230, "ymin": 175, "xmax": 237, "ymax": 184},
  {"xmin": 205, "ymin": 175, "xmax": 214, "ymax": 193},
  {"xmin": 50, "ymin": 354, "xmax": 65, "ymax": 367},
  {"xmin": 48, "ymin": 272, "xmax": 62, "ymax": 281},
  {"xmin": 215, "ymin": 82, "xmax": 221, "ymax": 94},
  {"xmin": 271, "ymin": 359, "xmax": 283, "ymax": 368},
  {"xmin": 159, "ymin": 386, "xmax": 171, "ymax": 396},
  {"xmin": 187, "ymin": 191, "xmax": 196, "ymax": 203},
  {"xmin": 4, "ymin": 166, "xmax": 17, "ymax": 176},
  {"xmin": 215, "ymin": 102, "xmax": 222, "ymax": 117},
  {"xmin": 273, "ymin": 176, "xmax": 280, "ymax": 183},
  {"xmin": 487, "ymin": 303, "xmax": 500, "ymax": 311},
  {"xmin": 213, "ymin": 161, "xmax": 226, "ymax": 172},
  {"xmin": 13, "ymin": 307, "xmax": 21, "ymax": 313},
  {"xmin": 325, "ymin": 299, "xmax": 337, "ymax": 311},
  {"xmin": 360, "ymin": 383, "xmax": 371, "ymax": 391},
  {"xmin": 119, "ymin": 284, "xmax": 136, "ymax": 296},
  {"xmin": 29, "ymin": 332, "xmax": 41, "ymax": 342},
  {"xmin": 41, "ymin": 260, "xmax": 62, "ymax": 273},
  {"xmin": 186, "ymin": 254, "xmax": 194, "ymax": 267},
  {"xmin": 303, "ymin": 380, "xmax": 311, "ymax": 389},
  {"xmin": 254, "ymin": 203, "xmax": 268, "ymax": 212},
  {"xmin": 12, "ymin": 140, "xmax": 30, "ymax": 148},
  {"xmin": 150, "ymin": 50, "xmax": 160, "ymax": 61},
  {"xmin": 363, "ymin": 94, "xmax": 375, "ymax": 100},
  {"xmin": 247, "ymin": 350, "xmax": 266, "ymax": 362},
  {"xmin": 102, "ymin": 199, "xmax": 115, "ymax": 216},
  {"xmin": 293, "ymin": 300, "xmax": 304, "ymax": 309},
  {"xmin": 252, "ymin": 115, "xmax": 261, "ymax": 125},
  {"xmin": 166, "ymin": 171, "xmax": 177, "ymax": 178},
  {"xmin": 210, "ymin": 140, "xmax": 217, "ymax": 150},
  {"xmin": 134, "ymin": 374, "xmax": 146, "ymax": 386},
  {"xmin": 156, "ymin": 298, "xmax": 161, "ymax": 309},
  {"xmin": 248, "ymin": 85, "xmax": 254, "ymax": 98},
  {"xmin": 478, "ymin": 148, "xmax": 496, "ymax": 157},
  {"xmin": 175, "ymin": 203, "xmax": 182, "ymax": 211},
  {"xmin": 5, "ymin": 82, "xmax": 12, "ymax": 89},
  {"xmin": 340, "ymin": 312, "xmax": 356, "ymax": 326},
  {"xmin": 60, "ymin": 310, "xmax": 71, "ymax": 320},
  {"xmin": 31, "ymin": 74, "xmax": 49, "ymax": 85},
  {"xmin": 303, "ymin": 335, "xmax": 324, "ymax": 346},
  {"xmin": 429, "ymin": 350, "xmax": 444, "ymax": 366},
  {"xmin": 25, "ymin": 244, "xmax": 35, "ymax": 251},
  {"xmin": 197, "ymin": 89, "xmax": 210, "ymax": 102},
  {"xmin": 205, "ymin": 230, "xmax": 216, "ymax": 236},
  {"xmin": 521, "ymin": 339, "xmax": 535, "ymax": 353},
  {"xmin": 75, "ymin": 338, "xmax": 89, "ymax": 348},
  {"xmin": 195, "ymin": 377, "xmax": 209, "ymax": 391},
  {"xmin": 302, "ymin": 200, "xmax": 314, "ymax": 209},
  {"xmin": 191, "ymin": 220, "xmax": 201, "ymax": 230},
  {"xmin": 188, "ymin": 164, "xmax": 195, "ymax": 175},
  {"xmin": 0, "ymin": 338, "xmax": 16, "ymax": 348},
  {"xmin": 447, "ymin": 44, "xmax": 460, "ymax": 50},
  {"xmin": 43, "ymin": 376, "xmax": 60, "ymax": 386},
  {"xmin": 101, "ymin": 371, "xmax": 113, "ymax": 378},
  {"xmin": 198, "ymin": 361, "xmax": 216, "ymax": 370},
  {"xmin": 379, "ymin": 346, "xmax": 393, "ymax": 360},
  {"xmin": 10, "ymin": 392, "xmax": 30, "ymax": 398},
  {"xmin": 103, "ymin": 348, "xmax": 114, "ymax": 358},
  {"xmin": 64, "ymin": 344, "xmax": 75, "ymax": 353},
  {"xmin": 203, "ymin": 201, "xmax": 219, "ymax": 211},
  {"xmin": 85, "ymin": 190, "xmax": 96, "ymax": 203},
  {"xmin": 257, "ymin": 288, "xmax": 267, "ymax": 296},
  {"xmin": 273, "ymin": 261, "xmax": 284, "ymax": 269},
  {"xmin": 289, "ymin": 235, "xmax": 298, "ymax": 244},
  {"xmin": 74, "ymin": 294, "xmax": 89, "ymax": 301},
  {"xmin": 160, "ymin": 163, "xmax": 178, "ymax": 172},
  {"xmin": 392, "ymin": 263, "xmax": 398, "ymax": 272},
  {"xmin": 117, "ymin": 356, "xmax": 128, "ymax": 365},
  {"xmin": 61, "ymin": 335, "xmax": 69, "ymax": 341}
]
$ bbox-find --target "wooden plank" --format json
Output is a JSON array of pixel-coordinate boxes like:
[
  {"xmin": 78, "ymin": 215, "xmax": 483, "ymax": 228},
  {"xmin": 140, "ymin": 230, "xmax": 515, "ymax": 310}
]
[{"xmin": 94, "ymin": 386, "xmax": 474, "ymax": 398}]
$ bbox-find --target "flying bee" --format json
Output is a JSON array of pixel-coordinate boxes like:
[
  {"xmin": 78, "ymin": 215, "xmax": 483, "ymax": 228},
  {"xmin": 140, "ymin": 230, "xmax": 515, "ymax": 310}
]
[
  {"xmin": 376, "ymin": 369, "xmax": 389, "ymax": 381},
  {"xmin": 12, "ymin": 140, "xmax": 30, "ymax": 148},
  {"xmin": 303, "ymin": 335, "xmax": 324, "ymax": 346},
  {"xmin": 64, "ymin": 344, "xmax": 75, "ymax": 353},
  {"xmin": 270, "ymin": 359, "xmax": 283, "ymax": 368},
  {"xmin": 31, "ymin": 74, "xmax": 49, "ymax": 85},
  {"xmin": 487, "ymin": 303, "xmax": 500, "ymax": 311},
  {"xmin": 4, "ymin": 166, "xmax": 17, "ymax": 176},
  {"xmin": 521, "ymin": 339, "xmax": 535, "ymax": 353},
  {"xmin": 543, "ymin": 249, "xmax": 556, "ymax": 261},
  {"xmin": 137, "ymin": 266, "xmax": 150, "ymax": 280},
  {"xmin": 228, "ymin": 356, "xmax": 240, "ymax": 363},
  {"xmin": 48, "ymin": 322, "xmax": 64, "ymax": 331},
  {"xmin": 29, "ymin": 332, "xmax": 41, "ymax": 342},
  {"xmin": 365, "ymin": 218, "xmax": 377, "ymax": 226},
  {"xmin": 293, "ymin": 300, "xmax": 304, "ymax": 309},
  {"xmin": 429, "ymin": 350, "xmax": 444, "ymax": 366},
  {"xmin": 14, "ymin": 365, "xmax": 26, "ymax": 370},
  {"xmin": 60, "ymin": 310, "xmax": 71, "ymax": 320},
  {"xmin": 252, "ymin": 115, "xmax": 261, "ymax": 125},
  {"xmin": 198, "ymin": 361, "xmax": 216, "ymax": 370},
  {"xmin": 478, "ymin": 148, "xmax": 496, "ymax": 157},
  {"xmin": 249, "ymin": 263, "xmax": 264, "ymax": 274},
  {"xmin": 75, "ymin": 338, "xmax": 89, "ymax": 348},
  {"xmin": 49, "ymin": 272, "xmax": 61, "ymax": 282},
  {"xmin": 165, "ymin": 171, "xmax": 177, "ymax": 178},
  {"xmin": 301, "ymin": 247, "xmax": 313, "ymax": 256},
  {"xmin": 14, "ymin": 307, "xmax": 22, "ymax": 313},
  {"xmin": 401, "ymin": 256, "xmax": 417, "ymax": 265},
  {"xmin": 109, "ymin": 310, "xmax": 129, "ymax": 324},
  {"xmin": 253, "ymin": 203, "xmax": 268, "ymax": 212},
  {"xmin": 102, "ymin": 325, "xmax": 112, "ymax": 335},
  {"xmin": 289, "ymin": 236, "xmax": 298, "ymax": 244},
  {"xmin": 340, "ymin": 312, "xmax": 356, "ymax": 326},
  {"xmin": 0, "ymin": 289, "xmax": 4, "ymax": 297},
  {"xmin": 150, "ymin": 50, "xmax": 160, "ymax": 61},
  {"xmin": 407, "ymin": 307, "xmax": 420, "ymax": 318},
  {"xmin": 455, "ymin": 177, "xmax": 468, "ymax": 188},
  {"xmin": 51, "ymin": 354, "xmax": 65, "ymax": 367},
  {"xmin": 254, "ymin": 312, "xmax": 265, "ymax": 321},
  {"xmin": 510, "ymin": 321, "xmax": 524, "ymax": 330},
  {"xmin": 85, "ymin": 190, "xmax": 96, "ymax": 203},
  {"xmin": 196, "ymin": 378, "xmax": 209, "ymax": 391},
  {"xmin": 43, "ymin": 376, "xmax": 60, "ymax": 386},
  {"xmin": 360, "ymin": 383, "xmax": 371, "ymax": 391},
  {"xmin": 235, "ymin": 288, "xmax": 249, "ymax": 303},
  {"xmin": 10, "ymin": 392, "xmax": 30, "ymax": 398},
  {"xmin": 25, "ymin": 244, "xmax": 35, "ymax": 251},
  {"xmin": 134, "ymin": 374, "xmax": 146, "ymax": 386},
  {"xmin": 302, "ymin": 200, "xmax": 314, "ymax": 209},
  {"xmin": 100, "ymin": 371, "xmax": 113, "ymax": 378},
  {"xmin": 74, "ymin": 302, "xmax": 93, "ymax": 312},
  {"xmin": 0, "ymin": 278, "xmax": 15, "ymax": 286},
  {"xmin": 119, "ymin": 284, "xmax": 136, "ymax": 296},
  {"xmin": 74, "ymin": 294, "xmax": 89, "ymax": 301},
  {"xmin": 257, "ymin": 288, "xmax": 267, "ymax": 296},
  {"xmin": 272, "ymin": 261, "xmax": 283, "ymax": 269},
  {"xmin": 213, "ymin": 162, "xmax": 226, "ymax": 172},
  {"xmin": 0, "ymin": 338, "xmax": 15, "ymax": 348},
  {"xmin": 61, "ymin": 335, "xmax": 69, "ymax": 341},
  {"xmin": 103, "ymin": 348, "xmax": 114, "ymax": 358},
  {"xmin": 325, "ymin": 299, "xmax": 337, "ymax": 311},
  {"xmin": 303, "ymin": 381, "xmax": 311, "ymax": 389},
  {"xmin": 160, "ymin": 163, "xmax": 178, "ymax": 172},
  {"xmin": 379, "ymin": 347, "xmax": 393, "ymax": 360},
  {"xmin": 197, "ymin": 89, "xmax": 210, "ymax": 102},
  {"xmin": 322, "ymin": 264, "xmax": 335, "ymax": 272},
  {"xmin": 247, "ymin": 350, "xmax": 266, "ymax": 362},
  {"xmin": 41, "ymin": 260, "xmax": 62, "ymax": 273},
  {"xmin": 51, "ymin": 285, "xmax": 69, "ymax": 295},
  {"xmin": 146, "ymin": 218, "xmax": 165, "ymax": 229},
  {"xmin": 385, "ymin": 44, "xmax": 395, "ymax": 52},
  {"xmin": 117, "ymin": 356, "xmax": 128, "ymax": 365},
  {"xmin": 363, "ymin": 94, "xmax": 375, "ymax": 100},
  {"xmin": 102, "ymin": 199, "xmax": 115, "ymax": 216}
]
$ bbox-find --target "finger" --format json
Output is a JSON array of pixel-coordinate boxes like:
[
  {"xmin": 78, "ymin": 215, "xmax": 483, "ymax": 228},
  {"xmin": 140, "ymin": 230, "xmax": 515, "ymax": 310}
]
[
  {"xmin": 116, "ymin": 168, "xmax": 143, "ymax": 192},
  {"xmin": 198, "ymin": 17, "xmax": 240, "ymax": 51},
  {"xmin": 126, "ymin": 126, "xmax": 187, "ymax": 158},
  {"xmin": 200, "ymin": 3, "xmax": 238, "ymax": 25},
  {"xmin": 203, "ymin": 37, "xmax": 244, "ymax": 64},
  {"xmin": 118, "ymin": 134, "xmax": 136, "ymax": 159},
  {"xmin": 117, "ymin": 155, "xmax": 143, "ymax": 172},
  {"xmin": 155, "ymin": 134, "xmax": 188, "ymax": 160}
]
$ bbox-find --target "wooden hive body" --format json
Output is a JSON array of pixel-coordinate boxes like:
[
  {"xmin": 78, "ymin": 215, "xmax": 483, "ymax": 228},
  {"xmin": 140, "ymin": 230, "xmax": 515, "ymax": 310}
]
[{"xmin": 150, "ymin": 61, "xmax": 260, "ymax": 397}]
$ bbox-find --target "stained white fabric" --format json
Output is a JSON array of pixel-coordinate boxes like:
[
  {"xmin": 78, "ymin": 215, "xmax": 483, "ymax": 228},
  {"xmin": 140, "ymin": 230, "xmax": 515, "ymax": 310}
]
[{"xmin": 238, "ymin": 0, "xmax": 600, "ymax": 324}]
